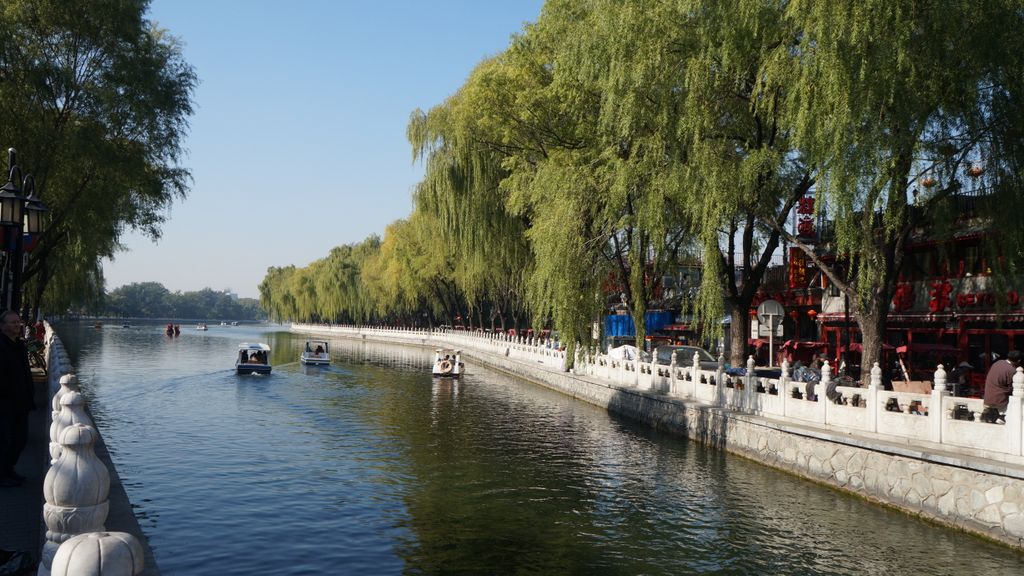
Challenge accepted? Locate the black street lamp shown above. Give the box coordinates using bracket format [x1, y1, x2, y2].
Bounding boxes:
[0, 148, 47, 312]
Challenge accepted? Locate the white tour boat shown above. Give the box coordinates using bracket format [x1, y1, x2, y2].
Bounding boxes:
[196, 323, 208, 331]
[300, 340, 330, 365]
[431, 349, 463, 378]
[236, 343, 272, 375]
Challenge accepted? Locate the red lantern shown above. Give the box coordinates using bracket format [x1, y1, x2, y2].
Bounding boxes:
[807, 309, 818, 317]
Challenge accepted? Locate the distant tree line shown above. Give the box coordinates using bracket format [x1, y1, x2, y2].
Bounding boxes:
[104, 282, 264, 321]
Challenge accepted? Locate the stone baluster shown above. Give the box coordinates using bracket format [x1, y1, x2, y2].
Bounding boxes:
[931, 364, 949, 443]
[41, 424, 111, 575]
[1008, 367, 1024, 456]
[51, 532, 145, 576]
[746, 356, 757, 407]
[49, 391, 94, 464]
[51, 373, 79, 419]
[715, 353, 725, 402]
[696, 350, 704, 389]
[780, 359, 790, 417]
[867, 362, 881, 433]
[819, 360, 832, 423]
[669, 350, 678, 396]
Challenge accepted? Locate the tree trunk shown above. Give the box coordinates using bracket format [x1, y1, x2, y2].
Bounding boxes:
[729, 300, 749, 367]
[855, 295, 887, 386]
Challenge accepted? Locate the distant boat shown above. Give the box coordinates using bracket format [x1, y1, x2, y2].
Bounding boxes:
[231, 321, 239, 326]
[300, 340, 330, 365]
[236, 343, 272, 375]
[93, 322, 103, 329]
[196, 323, 208, 331]
[431, 348, 463, 378]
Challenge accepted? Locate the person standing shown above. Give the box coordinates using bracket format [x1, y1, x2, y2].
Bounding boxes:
[0, 310, 35, 486]
[982, 349, 1021, 422]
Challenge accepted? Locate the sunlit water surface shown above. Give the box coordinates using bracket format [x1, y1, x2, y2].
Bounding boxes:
[56, 321, 1024, 575]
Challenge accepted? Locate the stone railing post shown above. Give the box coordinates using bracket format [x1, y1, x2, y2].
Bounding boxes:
[931, 364, 949, 443]
[41, 424, 111, 575]
[1008, 367, 1024, 456]
[52, 532, 145, 576]
[819, 360, 832, 423]
[51, 373, 79, 420]
[690, 351, 699, 390]
[669, 350, 678, 396]
[715, 353, 725, 404]
[867, 362, 881, 433]
[49, 391, 93, 464]
[745, 355, 757, 409]
[780, 359, 790, 417]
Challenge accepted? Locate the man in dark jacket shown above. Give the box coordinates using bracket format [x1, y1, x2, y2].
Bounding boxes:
[0, 309, 34, 487]
[981, 349, 1021, 423]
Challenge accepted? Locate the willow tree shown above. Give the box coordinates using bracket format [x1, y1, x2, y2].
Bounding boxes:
[761, 0, 1024, 380]
[312, 237, 381, 324]
[623, 0, 812, 366]
[362, 215, 465, 326]
[0, 0, 196, 316]
[407, 56, 535, 332]
[259, 265, 298, 322]
[462, 0, 702, 352]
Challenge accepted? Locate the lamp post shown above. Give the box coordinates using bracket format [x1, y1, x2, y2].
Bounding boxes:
[0, 148, 47, 312]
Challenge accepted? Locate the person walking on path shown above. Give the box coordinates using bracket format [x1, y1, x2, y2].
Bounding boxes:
[0, 310, 35, 487]
[982, 349, 1021, 423]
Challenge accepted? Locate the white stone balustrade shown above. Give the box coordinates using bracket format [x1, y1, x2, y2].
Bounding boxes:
[292, 323, 1024, 466]
[41, 424, 111, 575]
[51, 532, 145, 576]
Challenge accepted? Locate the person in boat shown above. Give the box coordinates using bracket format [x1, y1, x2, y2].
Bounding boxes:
[438, 354, 454, 374]
[305, 343, 312, 353]
[240, 350, 249, 363]
[315, 345, 324, 355]
[173, 324, 180, 336]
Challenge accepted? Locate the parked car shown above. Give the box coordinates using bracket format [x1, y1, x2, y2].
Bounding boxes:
[654, 345, 719, 370]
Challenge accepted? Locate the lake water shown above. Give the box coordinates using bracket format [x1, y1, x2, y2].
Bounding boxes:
[55, 321, 1024, 575]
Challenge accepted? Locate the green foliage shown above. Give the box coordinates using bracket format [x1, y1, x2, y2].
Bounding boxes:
[0, 0, 196, 314]
[257, 0, 1024, 375]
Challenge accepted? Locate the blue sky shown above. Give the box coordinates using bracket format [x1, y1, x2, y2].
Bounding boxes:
[102, 0, 545, 298]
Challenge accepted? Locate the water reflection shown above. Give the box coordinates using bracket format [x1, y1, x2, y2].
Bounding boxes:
[55, 321, 1024, 575]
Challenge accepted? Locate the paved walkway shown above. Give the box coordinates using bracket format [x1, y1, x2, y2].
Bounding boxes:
[0, 369, 48, 573]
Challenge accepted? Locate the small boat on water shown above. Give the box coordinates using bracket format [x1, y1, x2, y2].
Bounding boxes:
[236, 343, 272, 375]
[300, 340, 330, 365]
[196, 323, 208, 331]
[431, 348, 463, 378]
